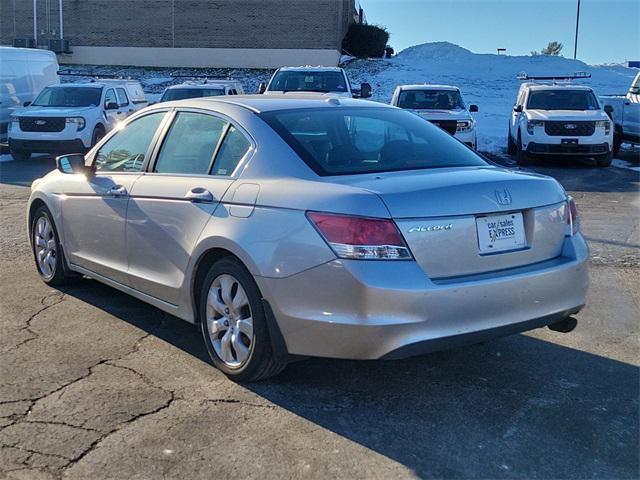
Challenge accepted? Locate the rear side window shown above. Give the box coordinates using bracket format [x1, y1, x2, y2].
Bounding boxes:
[211, 126, 251, 176]
[260, 107, 486, 176]
[104, 89, 117, 106]
[154, 112, 227, 175]
[116, 88, 129, 107]
[94, 112, 166, 172]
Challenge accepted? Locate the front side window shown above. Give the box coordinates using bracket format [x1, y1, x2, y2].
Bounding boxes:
[269, 71, 348, 93]
[154, 112, 227, 175]
[116, 88, 129, 107]
[104, 89, 117, 107]
[527, 90, 599, 110]
[94, 112, 166, 172]
[397, 89, 464, 110]
[211, 126, 251, 176]
[260, 107, 486, 176]
[32, 86, 102, 107]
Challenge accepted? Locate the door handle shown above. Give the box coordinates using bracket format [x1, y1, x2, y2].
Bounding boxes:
[185, 187, 213, 203]
[107, 185, 127, 196]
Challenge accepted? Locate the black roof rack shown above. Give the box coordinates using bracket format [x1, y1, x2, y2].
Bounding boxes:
[517, 71, 591, 81]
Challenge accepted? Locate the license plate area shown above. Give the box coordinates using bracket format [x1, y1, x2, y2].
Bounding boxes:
[561, 138, 579, 145]
[476, 212, 526, 254]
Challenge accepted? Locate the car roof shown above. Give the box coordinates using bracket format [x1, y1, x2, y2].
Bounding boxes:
[278, 66, 344, 72]
[521, 83, 594, 91]
[48, 83, 104, 88]
[166, 82, 235, 90]
[397, 84, 460, 91]
[156, 94, 390, 113]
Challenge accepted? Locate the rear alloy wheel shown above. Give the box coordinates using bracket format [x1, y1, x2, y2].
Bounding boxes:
[200, 257, 286, 381]
[516, 131, 531, 166]
[596, 152, 612, 167]
[31, 206, 78, 285]
[10, 148, 31, 161]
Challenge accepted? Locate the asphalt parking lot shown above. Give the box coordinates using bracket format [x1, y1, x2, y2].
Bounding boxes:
[1, 153, 638, 479]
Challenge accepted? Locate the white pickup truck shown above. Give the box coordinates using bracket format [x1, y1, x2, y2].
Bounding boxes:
[600, 72, 640, 155]
[259, 66, 371, 99]
[390, 84, 479, 149]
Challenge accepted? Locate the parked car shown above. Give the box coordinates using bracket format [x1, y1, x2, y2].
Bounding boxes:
[600, 72, 640, 155]
[391, 84, 479, 149]
[159, 80, 244, 103]
[28, 95, 588, 381]
[0, 47, 59, 143]
[8, 79, 147, 160]
[508, 78, 613, 166]
[259, 66, 371, 98]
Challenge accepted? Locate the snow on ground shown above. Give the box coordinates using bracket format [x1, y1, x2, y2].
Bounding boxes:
[344, 42, 638, 154]
[57, 42, 638, 158]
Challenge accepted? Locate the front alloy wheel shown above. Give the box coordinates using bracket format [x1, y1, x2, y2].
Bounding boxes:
[34, 215, 57, 280]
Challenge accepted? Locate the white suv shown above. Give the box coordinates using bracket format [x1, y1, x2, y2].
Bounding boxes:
[259, 66, 371, 98]
[8, 79, 147, 161]
[508, 80, 613, 167]
[391, 84, 479, 149]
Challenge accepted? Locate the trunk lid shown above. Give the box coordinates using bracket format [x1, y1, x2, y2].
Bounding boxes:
[332, 166, 568, 279]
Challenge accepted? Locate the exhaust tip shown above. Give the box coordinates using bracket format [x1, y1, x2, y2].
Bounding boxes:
[548, 316, 578, 333]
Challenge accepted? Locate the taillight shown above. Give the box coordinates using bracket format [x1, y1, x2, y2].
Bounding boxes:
[307, 212, 412, 260]
[565, 196, 580, 236]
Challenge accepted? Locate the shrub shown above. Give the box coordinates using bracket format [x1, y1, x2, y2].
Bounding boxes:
[342, 24, 389, 58]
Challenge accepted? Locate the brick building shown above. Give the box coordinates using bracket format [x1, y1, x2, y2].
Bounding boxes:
[0, 0, 361, 68]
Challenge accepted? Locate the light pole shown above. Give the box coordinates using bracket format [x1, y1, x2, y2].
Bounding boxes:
[573, 0, 581, 59]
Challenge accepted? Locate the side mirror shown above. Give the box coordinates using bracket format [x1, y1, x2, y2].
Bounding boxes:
[604, 104, 614, 115]
[258, 82, 267, 94]
[469, 104, 479, 112]
[629, 86, 639, 94]
[359, 83, 372, 99]
[56, 154, 90, 175]
[23, 101, 32, 107]
[514, 105, 523, 113]
[104, 101, 118, 110]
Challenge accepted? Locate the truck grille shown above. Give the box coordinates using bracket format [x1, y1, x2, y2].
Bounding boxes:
[428, 119, 457, 135]
[544, 121, 595, 137]
[19, 117, 65, 132]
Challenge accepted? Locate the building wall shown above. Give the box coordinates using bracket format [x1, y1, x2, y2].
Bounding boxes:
[0, 0, 355, 67]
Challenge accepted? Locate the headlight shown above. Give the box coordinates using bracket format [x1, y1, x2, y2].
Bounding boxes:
[456, 120, 474, 132]
[527, 120, 544, 135]
[595, 120, 610, 135]
[66, 117, 86, 131]
[8, 117, 19, 132]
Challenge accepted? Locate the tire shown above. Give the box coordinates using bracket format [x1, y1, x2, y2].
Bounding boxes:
[516, 131, 531, 166]
[31, 206, 79, 286]
[91, 126, 105, 148]
[199, 257, 286, 381]
[612, 127, 622, 157]
[507, 128, 516, 155]
[596, 152, 612, 167]
[10, 148, 31, 161]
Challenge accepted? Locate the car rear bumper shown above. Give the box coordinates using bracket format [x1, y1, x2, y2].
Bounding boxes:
[8, 138, 87, 154]
[257, 234, 589, 360]
[527, 142, 610, 156]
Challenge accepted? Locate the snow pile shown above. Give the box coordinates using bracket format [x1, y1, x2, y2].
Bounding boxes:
[344, 42, 638, 153]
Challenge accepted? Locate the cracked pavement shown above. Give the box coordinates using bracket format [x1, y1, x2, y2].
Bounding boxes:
[0, 156, 638, 479]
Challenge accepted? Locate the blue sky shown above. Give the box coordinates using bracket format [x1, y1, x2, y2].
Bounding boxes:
[361, 0, 639, 65]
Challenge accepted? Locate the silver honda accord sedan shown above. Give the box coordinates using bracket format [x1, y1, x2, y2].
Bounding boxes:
[27, 95, 588, 380]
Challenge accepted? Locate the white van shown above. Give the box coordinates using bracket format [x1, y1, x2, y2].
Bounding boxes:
[0, 47, 59, 142]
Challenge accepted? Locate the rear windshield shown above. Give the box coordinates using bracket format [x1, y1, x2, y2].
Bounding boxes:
[32, 86, 102, 107]
[527, 90, 599, 110]
[268, 71, 348, 93]
[160, 88, 225, 102]
[398, 89, 464, 110]
[259, 107, 486, 176]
